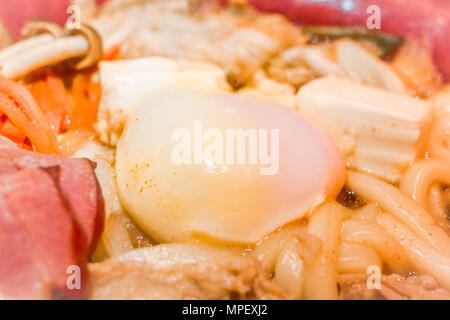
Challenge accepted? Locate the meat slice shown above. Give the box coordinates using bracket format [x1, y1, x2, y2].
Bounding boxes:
[0, 167, 87, 299]
[0, 136, 105, 299]
[0, 192, 51, 299]
[0, 158, 17, 175]
[88, 256, 285, 300]
[339, 274, 450, 300]
[38, 157, 104, 254]
[0, 136, 104, 253]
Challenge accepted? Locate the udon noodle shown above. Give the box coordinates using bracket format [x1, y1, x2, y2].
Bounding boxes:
[249, 118, 450, 299]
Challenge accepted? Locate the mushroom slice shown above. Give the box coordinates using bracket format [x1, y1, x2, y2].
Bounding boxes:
[21, 21, 65, 39]
[0, 34, 55, 64]
[67, 24, 103, 71]
[0, 19, 12, 50]
[0, 23, 102, 80]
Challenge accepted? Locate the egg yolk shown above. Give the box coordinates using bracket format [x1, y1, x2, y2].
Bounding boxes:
[116, 90, 345, 244]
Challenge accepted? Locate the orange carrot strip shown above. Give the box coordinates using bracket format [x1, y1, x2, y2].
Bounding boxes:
[0, 118, 26, 142]
[102, 43, 121, 61]
[0, 77, 60, 154]
[28, 75, 72, 132]
[70, 73, 101, 130]
[59, 129, 93, 156]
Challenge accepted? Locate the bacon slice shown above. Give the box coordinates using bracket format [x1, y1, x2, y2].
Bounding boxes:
[0, 191, 51, 299]
[0, 167, 87, 299]
[0, 136, 104, 253]
[0, 136, 105, 299]
[0, 158, 17, 175]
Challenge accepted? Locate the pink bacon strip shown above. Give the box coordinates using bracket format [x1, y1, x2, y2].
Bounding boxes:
[0, 167, 87, 299]
[0, 137, 105, 299]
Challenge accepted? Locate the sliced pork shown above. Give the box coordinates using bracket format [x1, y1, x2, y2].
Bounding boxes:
[0, 136, 104, 252]
[0, 167, 87, 299]
[0, 137, 105, 299]
[88, 256, 285, 300]
[0, 191, 51, 299]
[339, 273, 450, 300]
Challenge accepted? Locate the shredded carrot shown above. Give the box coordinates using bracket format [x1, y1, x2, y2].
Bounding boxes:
[0, 118, 26, 142]
[0, 68, 101, 155]
[70, 72, 101, 130]
[59, 129, 94, 156]
[0, 77, 60, 154]
[102, 44, 121, 61]
[28, 75, 72, 133]
[27, 70, 101, 133]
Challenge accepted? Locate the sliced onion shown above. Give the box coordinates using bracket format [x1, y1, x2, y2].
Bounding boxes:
[111, 242, 244, 269]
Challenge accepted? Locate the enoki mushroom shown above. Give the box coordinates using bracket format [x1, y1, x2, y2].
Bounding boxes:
[0, 22, 102, 80]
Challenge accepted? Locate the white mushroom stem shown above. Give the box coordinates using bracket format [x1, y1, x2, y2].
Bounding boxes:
[0, 35, 89, 79]
[0, 34, 55, 63]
